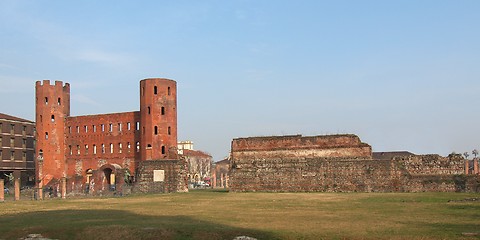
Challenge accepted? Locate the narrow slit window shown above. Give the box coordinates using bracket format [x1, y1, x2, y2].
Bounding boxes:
[154, 86, 158, 95]
[45, 132, 48, 140]
[127, 122, 131, 130]
[168, 87, 171, 96]
[58, 97, 61, 105]
[76, 126, 80, 133]
[101, 124, 105, 132]
[109, 123, 113, 132]
[45, 97, 48, 105]
[127, 142, 131, 152]
[161, 107, 165, 115]
[168, 126, 171, 135]
[161, 146, 166, 154]
[110, 143, 113, 153]
[77, 145, 80, 155]
[51, 115, 55, 122]
[118, 123, 122, 132]
[93, 145, 97, 154]
[69, 145, 72, 155]
[148, 106, 151, 114]
[136, 142, 140, 152]
[101, 144, 105, 153]
[119, 143, 122, 153]
[85, 145, 89, 155]
[84, 125, 88, 133]
[154, 126, 158, 135]
[93, 125, 96, 132]
[136, 122, 140, 131]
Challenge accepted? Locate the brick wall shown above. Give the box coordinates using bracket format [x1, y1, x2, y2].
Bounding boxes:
[230, 135, 480, 193]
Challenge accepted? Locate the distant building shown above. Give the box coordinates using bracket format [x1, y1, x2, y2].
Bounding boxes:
[213, 158, 230, 188]
[0, 113, 36, 187]
[177, 141, 212, 188]
[177, 140, 194, 155]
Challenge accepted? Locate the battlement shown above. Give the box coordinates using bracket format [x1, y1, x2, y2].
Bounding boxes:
[36, 80, 70, 88]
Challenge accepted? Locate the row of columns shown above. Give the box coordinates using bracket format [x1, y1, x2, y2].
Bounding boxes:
[0, 176, 67, 202]
[465, 160, 480, 175]
[211, 171, 229, 188]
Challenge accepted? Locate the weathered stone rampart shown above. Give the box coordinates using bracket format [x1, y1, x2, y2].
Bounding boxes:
[230, 135, 480, 193]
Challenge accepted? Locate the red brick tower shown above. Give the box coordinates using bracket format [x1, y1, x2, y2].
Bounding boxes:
[35, 80, 70, 184]
[139, 78, 178, 160]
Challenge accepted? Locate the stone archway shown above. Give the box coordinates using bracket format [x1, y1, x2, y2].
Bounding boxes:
[98, 163, 122, 192]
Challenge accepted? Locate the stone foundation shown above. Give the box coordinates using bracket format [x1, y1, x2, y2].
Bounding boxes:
[133, 159, 188, 193]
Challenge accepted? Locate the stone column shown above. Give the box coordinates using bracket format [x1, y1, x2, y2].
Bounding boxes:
[14, 171, 20, 201]
[465, 160, 470, 175]
[474, 159, 479, 175]
[212, 171, 217, 188]
[61, 177, 67, 199]
[0, 179, 4, 202]
[220, 173, 224, 188]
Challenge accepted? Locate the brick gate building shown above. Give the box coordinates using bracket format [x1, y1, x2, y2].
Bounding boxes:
[35, 78, 187, 197]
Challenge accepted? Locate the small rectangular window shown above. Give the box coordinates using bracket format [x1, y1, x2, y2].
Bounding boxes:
[93, 145, 97, 154]
[69, 145, 72, 155]
[84, 125, 88, 133]
[102, 144, 105, 154]
[77, 145, 80, 155]
[68, 126, 71, 133]
[85, 145, 89, 155]
[118, 123, 122, 132]
[136, 122, 140, 131]
[76, 126, 80, 133]
[101, 124, 105, 132]
[119, 143, 122, 153]
[109, 124, 113, 132]
[93, 125, 96, 132]
[127, 122, 131, 130]
[11, 151, 15, 160]
[110, 143, 114, 153]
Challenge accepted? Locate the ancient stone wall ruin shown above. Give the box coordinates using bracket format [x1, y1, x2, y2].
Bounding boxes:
[230, 135, 480, 193]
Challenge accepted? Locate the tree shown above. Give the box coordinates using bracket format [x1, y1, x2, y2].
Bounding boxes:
[472, 149, 479, 159]
[463, 152, 469, 160]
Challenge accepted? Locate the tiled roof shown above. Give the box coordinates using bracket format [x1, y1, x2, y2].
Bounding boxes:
[182, 149, 212, 158]
[0, 113, 34, 123]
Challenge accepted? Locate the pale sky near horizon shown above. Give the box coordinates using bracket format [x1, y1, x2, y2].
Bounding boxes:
[1, 1, 479, 160]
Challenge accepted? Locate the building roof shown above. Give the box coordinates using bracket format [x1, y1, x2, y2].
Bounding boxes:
[182, 149, 212, 158]
[215, 158, 230, 165]
[0, 113, 34, 123]
[373, 151, 415, 160]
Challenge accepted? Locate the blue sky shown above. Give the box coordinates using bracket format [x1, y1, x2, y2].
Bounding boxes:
[1, 1, 479, 160]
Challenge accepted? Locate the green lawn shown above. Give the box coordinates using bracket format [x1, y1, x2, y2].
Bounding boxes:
[0, 190, 479, 240]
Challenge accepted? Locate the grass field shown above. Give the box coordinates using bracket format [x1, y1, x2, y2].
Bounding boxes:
[0, 190, 479, 240]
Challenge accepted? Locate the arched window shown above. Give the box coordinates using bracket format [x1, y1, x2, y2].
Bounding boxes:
[45, 97, 48, 105]
[148, 106, 151, 114]
[154, 126, 158, 135]
[168, 126, 171, 135]
[136, 142, 140, 152]
[51, 115, 55, 122]
[57, 98, 61, 105]
[45, 132, 48, 140]
[161, 107, 165, 115]
[161, 146, 166, 154]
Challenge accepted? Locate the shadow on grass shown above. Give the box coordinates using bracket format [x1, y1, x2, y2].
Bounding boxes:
[0, 209, 278, 240]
